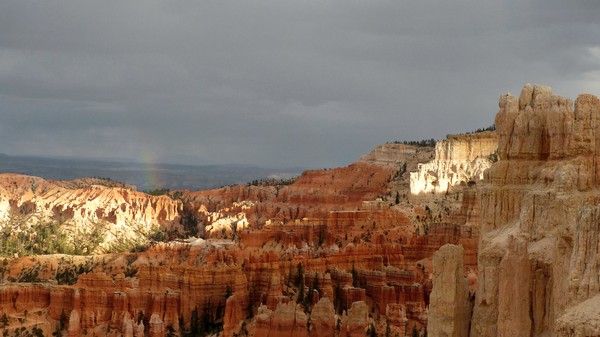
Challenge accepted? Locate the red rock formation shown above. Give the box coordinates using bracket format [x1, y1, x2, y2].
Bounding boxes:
[183, 160, 399, 230]
[309, 297, 336, 337]
[254, 302, 309, 337]
[0, 284, 51, 313]
[0, 136, 496, 335]
[386, 303, 408, 336]
[223, 294, 245, 337]
[346, 301, 368, 337]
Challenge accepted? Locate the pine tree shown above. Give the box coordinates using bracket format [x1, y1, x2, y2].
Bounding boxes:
[296, 263, 305, 305]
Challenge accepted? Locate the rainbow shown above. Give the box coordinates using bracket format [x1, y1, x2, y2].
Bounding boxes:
[140, 150, 162, 191]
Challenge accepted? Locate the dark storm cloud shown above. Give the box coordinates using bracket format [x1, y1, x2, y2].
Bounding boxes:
[0, 0, 599, 168]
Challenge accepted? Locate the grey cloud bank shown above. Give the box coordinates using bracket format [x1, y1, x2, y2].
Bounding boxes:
[0, 1, 599, 168]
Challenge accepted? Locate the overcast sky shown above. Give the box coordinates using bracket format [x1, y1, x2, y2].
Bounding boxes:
[1, 1, 599, 169]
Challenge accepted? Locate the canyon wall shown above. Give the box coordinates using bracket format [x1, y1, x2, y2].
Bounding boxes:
[438, 84, 600, 337]
[359, 143, 433, 169]
[410, 132, 497, 195]
[0, 243, 248, 337]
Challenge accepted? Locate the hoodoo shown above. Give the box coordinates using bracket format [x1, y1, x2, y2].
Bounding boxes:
[11, 85, 582, 336]
[427, 84, 600, 337]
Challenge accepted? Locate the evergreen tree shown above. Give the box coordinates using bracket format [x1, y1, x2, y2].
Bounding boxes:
[190, 307, 203, 336]
[0, 313, 8, 328]
[296, 263, 305, 305]
[352, 264, 359, 287]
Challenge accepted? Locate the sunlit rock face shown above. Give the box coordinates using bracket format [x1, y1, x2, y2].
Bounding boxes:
[425, 84, 600, 337]
[410, 132, 498, 195]
[0, 174, 182, 251]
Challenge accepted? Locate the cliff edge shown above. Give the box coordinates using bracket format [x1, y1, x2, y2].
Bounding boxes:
[432, 84, 600, 337]
[410, 132, 497, 195]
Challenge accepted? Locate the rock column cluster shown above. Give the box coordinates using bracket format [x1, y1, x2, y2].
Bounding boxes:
[445, 84, 600, 337]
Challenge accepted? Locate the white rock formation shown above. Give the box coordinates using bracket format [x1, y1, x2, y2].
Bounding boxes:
[0, 173, 182, 251]
[410, 132, 497, 195]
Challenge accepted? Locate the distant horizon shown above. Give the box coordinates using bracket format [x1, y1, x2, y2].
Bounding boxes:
[0, 131, 458, 170]
[0, 151, 310, 172]
[0, 154, 305, 191]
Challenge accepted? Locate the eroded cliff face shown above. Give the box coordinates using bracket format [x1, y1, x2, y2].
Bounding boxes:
[0, 174, 182, 252]
[359, 143, 433, 169]
[427, 244, 471, 337]
[410, 132, 497, 195]
[0, 243, 248, 337]
[464, 84, 600, 337]
[0, 141, 488, 336]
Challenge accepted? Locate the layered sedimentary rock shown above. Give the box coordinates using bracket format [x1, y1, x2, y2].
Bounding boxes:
[310, 297, 336, 337]
[0, 173, 182, 250]
[185, 143, 436, 231]
[359, 143, 434, 169]
[410, 132, 497, 195]
[255, 302, 309, 337]
[252, 297, 338, 337]
[459, 84, 600, 337]
[0, 242, 249, 336]
[346, 301, 368, 337]
[0, 130, 495, 335]
[386, 303, 408, 336]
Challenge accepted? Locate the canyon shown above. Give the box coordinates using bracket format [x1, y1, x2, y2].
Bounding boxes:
[6, 83, 599, 337]
[0, 130, 495, 336]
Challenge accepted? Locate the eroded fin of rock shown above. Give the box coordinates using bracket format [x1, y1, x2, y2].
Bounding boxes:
[428, 244, 471, 337]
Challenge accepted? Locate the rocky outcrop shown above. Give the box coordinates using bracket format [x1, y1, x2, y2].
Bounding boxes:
[310, 297, 336, 337]
[0, 242, 249, 336]
[67, 309, 81, 337]
[455, 84, 600, 337]
[427, 244, 470, 337]
[359, 143, 435, 169]
[148, 313, 164, 337]
[346, 301, 368, 337]
[386, 303, 408, 336]
[255, 302, 309, 337]
[555, 294, 600, 337]
[223, 294, 245, 337]
[410, 132, 497, 195]
[0, 173, 182, 251]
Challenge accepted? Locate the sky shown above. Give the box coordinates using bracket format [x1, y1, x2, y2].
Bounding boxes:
[1, 1, 599, 169]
